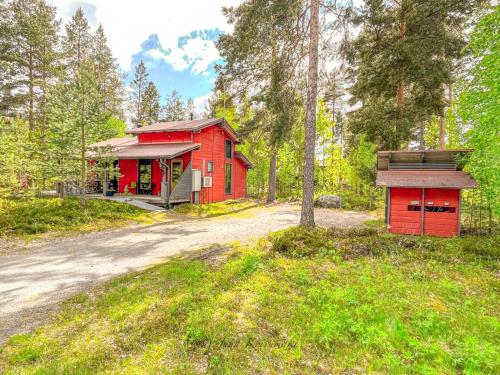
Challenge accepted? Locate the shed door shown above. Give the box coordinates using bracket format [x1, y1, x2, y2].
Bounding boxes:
[390, 188, 422, 235]
[423, 188, 459, 237]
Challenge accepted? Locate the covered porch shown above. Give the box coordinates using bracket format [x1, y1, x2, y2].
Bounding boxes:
[88, 139, 200, 205]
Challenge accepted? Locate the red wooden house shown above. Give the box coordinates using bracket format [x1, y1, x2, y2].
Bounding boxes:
[89, 118, 252, 204]
[376, 149, 477, 237]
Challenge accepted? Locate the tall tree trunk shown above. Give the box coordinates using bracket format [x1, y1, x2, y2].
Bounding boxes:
[396, 20, 406, 150]
[267, 150, 277, 202]
[41, 66, 48, 189]
[300, 0, 319, 227]
[439, 82, 446, 149]
[80, 84, 86, 198]
[28, 47, 34, 131]
[396, 21, 406, 110]
[419, 121, 425, 150]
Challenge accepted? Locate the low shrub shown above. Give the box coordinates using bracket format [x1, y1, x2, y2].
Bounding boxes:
[0, 197, 147, 238]
[173, 199, 256, 217]
[270, 226, 331, 258]
[270, 225, 499, 262]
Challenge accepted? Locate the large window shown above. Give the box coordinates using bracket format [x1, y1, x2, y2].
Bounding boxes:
[225, 163, 232, 194]
[225, 140, 232, 158]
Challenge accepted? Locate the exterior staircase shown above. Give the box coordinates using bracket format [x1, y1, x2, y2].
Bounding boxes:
[169, 161, 192, 204]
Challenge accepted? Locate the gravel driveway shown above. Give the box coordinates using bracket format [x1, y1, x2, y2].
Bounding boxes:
[0, 204, 371, 344]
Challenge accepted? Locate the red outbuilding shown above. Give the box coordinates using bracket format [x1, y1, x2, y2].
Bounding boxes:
[376, 149, 477, 237]
[88, 118, 252, 205]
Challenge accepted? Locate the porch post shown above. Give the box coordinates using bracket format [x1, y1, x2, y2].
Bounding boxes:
[103, 162, 109, 196]
[160, 158, 169, 207]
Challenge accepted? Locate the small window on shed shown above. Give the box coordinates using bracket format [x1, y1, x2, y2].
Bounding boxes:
[408, 205, 421, 211]
[225, 140, 232, 158]
[207, 161, 213, 173]
[425, 206, 456, 213]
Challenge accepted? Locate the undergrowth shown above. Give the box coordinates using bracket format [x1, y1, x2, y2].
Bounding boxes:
[0, 197, 150, 239]
[0, 227, 498, 373]
[172, 199, 258, 217]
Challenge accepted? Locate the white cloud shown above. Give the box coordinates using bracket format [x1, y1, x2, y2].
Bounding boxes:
[48, 0, 242, 70]
[144, 37, 220, 75]
[193, 93, 212, 115]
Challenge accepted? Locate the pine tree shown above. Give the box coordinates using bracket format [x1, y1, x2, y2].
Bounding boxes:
[162, 90, 185, 121]
[130, 60, 148, 127]
[92, 24, 123, 117]
[300, 0, 319, 227]
[345, 0, 486, 150]
[217, 0, 307, 202]
[63, 7, 91, 74]
[0, 0, 13, 116]
[185, 98, 196, 120]
[1, 0, 60, 130]
[142, 81, 161, 125]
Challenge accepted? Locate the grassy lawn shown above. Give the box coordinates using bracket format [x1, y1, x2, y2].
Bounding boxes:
[0, 227, 498, 374]
[0, 197, 154, 240]
[172, 199, 260, 217]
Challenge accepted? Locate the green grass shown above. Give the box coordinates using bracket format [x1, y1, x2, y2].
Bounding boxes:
[0, 228, 498, 374]
[0, 197, 153, 239]
[172, 199, 259, 217]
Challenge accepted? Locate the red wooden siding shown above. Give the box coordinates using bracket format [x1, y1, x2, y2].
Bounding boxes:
[192, 126, 227, 203]
[233, 157, 247, 198]
[389, 187, 460, 237]
[138, 131, 192, 144]
[119, 159, 138, 194]
[106, 123, 247, 203]
[389, 188, 422, 235]
[423, 188, 459, 237]
[151, 160, 162, 195]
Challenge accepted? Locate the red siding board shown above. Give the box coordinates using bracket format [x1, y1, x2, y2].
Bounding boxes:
[423, 188, 459, 237]
[389, 187, 460, 238]
[390, 188, 422, 236]
[190, 125, 247, 203]
[108, 124, 247, 203]
[138, 131, 192, 144]
[118, 159, 138, 194]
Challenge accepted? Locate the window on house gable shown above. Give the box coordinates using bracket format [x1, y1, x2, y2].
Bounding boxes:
[207, 161, 213, 173]
[225, 140, 232, 158]
[225, 163, 232, 194]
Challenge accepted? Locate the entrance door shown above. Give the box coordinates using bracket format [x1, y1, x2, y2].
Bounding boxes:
[110, 160, 119, 192]
[389, 188, 423, 235]
[423, 188, 460, 237]
[138, 159, 152, 195]
[171, 159, 183, 190]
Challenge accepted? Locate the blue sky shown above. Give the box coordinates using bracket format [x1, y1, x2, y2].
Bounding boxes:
[48, 0, 242, 112]
[125, 30, 223, 109]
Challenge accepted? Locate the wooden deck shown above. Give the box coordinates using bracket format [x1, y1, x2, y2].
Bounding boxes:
[85, 193, 165, 204]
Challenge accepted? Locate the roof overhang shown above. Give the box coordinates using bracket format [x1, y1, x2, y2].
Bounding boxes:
[88, 142, 200, 160]
[234, 151, 253, 168]
[377, 149, 472, 171]
[126, 118, 240, 143]
[376, 170, 477, 189]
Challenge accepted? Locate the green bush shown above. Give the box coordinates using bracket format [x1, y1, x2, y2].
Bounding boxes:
[270, 225, 499, 263]
[270, 226, 332, 258]
[0, 197, 146, 238]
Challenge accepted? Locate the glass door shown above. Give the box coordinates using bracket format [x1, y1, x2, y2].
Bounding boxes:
[171, 159, 183, 190]
[138, 159, 152, 195]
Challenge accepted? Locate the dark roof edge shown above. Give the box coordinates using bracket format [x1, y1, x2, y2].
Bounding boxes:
[235, 151, 253, 168]
[125, 118, 240, 142]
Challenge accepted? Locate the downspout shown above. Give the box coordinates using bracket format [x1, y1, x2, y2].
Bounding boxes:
[160, 158, 170, 208]
[191, 150, 195, 204]
[386, 187, 391, 230]
[458, 190, 462, 237]
[421, 188, 425, 236]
